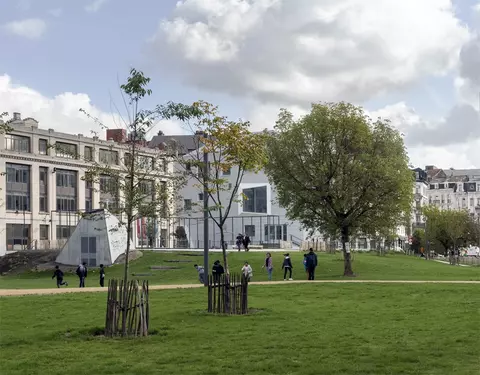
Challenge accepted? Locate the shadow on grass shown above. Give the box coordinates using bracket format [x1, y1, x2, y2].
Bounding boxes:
[62, 326, 168, 340]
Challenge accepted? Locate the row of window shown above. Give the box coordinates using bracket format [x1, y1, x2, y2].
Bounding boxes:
[6, 134, 161, 167]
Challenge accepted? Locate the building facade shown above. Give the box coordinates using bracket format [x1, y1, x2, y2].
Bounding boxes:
[0, 113, 171, 255]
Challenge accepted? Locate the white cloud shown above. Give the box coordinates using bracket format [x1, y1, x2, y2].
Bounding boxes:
[48, 9, 63, 18]
[3, 18, 47, 40]
[85, 0, 110, 13]
[150, 0, 470, 106]
[0, 75, 185, 139]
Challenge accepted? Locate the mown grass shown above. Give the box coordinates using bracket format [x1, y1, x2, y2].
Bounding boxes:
[0, 251, 479, 289]
[0, 283, 479, 375]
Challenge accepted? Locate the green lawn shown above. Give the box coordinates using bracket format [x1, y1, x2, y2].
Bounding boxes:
[0, 251, 479, 289]
[1, 283, 479, 375]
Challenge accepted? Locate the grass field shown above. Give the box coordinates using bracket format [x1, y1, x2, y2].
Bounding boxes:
[0, 251, 479, 289]
[1, 283, 479, 375]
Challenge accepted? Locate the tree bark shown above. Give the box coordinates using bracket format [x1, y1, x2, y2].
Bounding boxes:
[341, 226, 355, 277]
[121, 217, 132, 336]
[219, 226, 231, 312]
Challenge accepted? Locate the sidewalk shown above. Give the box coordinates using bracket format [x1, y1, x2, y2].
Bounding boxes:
[1, 279, 480, 296]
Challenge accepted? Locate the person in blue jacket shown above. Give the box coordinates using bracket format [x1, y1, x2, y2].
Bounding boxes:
[305, 248, 318, 280]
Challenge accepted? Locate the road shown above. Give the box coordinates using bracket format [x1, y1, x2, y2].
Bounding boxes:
[1, 279, 480, 296]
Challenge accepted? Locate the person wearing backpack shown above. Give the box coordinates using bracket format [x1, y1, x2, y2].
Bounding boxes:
[52, 265, 68, 288]
[306, 248, 318, 280]
[99, 264, 105, 287]
[282, 253, 293, 281]
[76, 262, 88, 288]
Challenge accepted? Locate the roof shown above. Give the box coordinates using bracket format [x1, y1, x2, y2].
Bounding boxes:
[149, 135, 201, 154]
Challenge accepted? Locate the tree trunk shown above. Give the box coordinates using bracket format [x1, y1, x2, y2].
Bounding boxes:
[219, 226, 231, 312]
[341, 226, 355, 277]
[121, 218, 132, 336]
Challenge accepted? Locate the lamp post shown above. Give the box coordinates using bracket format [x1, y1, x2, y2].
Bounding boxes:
[23, 204, 26, 250]
[203, 139, 209, 287]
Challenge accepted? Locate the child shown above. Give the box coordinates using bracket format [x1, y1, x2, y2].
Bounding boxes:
[52, 265, 68, 288]
[241, 261, 253, 282]
[99, 264, 105, 287]
[262, 252, 273, 281]
[282, 253, 293, 281]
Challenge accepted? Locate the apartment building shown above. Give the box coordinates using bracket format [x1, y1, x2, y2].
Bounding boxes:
[0, 113, 171, 255]
[424, 165, 480, 217]
[411, 168, 429, 232]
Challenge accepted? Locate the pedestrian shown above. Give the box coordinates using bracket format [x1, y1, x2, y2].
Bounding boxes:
[282, 253, 293, 281]
[194, 264, 205, 284]
[243, 234, 251, 252]
[303, 254, 308, 279]
[99, 264, 105, 287]
[262, 252, 273, 281]
[236, 233, 244, 251]
[449, 249, 454, 265]
[306, 248, 318, 280]
[52, 265, 68, 288]
[76, 262, 88, 288]
[212, 260, 225, 283]
[241, 261, 253, 282]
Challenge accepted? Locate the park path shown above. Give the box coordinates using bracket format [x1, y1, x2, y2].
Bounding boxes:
[1, 279, 480, 297]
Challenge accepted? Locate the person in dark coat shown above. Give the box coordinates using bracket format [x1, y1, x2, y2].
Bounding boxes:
[282, 253, 293, 280]
[243, 234, 251, 252]
[236, 234, 244, 251]
[306, 248, 318, 280]
[76, 262, 88, 288]
[99, 264, 105, 287]
[52, 265, 68, 288]
[212, 260, 225, 282]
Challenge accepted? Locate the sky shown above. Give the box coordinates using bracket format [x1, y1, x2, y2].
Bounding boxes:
[0, 0, 479, 169]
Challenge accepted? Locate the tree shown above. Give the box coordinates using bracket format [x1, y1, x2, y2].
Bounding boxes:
[159, 101, 267, 273]
[423, 206, 470, 254]
[264, 102, 413, 276]
[411, 229, 425, 254]
[0, 112, 13, 134]
[81, 69, 181, 336]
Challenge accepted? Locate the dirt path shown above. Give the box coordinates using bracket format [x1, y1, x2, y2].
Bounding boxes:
[1, 279, 480, 296]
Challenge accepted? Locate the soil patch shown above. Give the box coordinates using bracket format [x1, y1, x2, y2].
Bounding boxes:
[164, 260, 193, 263]
[0, 250, 61, 275]
[150, 266, 180, 270]
[179, 253, 203, 257]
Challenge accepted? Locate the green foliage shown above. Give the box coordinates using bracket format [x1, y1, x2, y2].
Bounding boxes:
[265, 102, 413, 274]
[158, 101, 267, 270]
[423, 206, 473, 253]
[0, 112, 13, 134]
[411, 229, 425, 253]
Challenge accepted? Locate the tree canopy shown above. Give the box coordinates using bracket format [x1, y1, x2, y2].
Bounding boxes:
[264, 102, 413, 275]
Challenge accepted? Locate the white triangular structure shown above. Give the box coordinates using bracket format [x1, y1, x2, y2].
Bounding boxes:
[56, 209, 132, 266]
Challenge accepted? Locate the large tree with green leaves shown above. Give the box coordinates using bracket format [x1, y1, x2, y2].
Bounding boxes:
[265, 102, 413, 276]
[422, 206, 471, 254]
[159, 101, 267, 273]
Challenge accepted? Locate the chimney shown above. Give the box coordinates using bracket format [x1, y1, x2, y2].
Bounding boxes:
[13, 112, 21, 121]
[106, 129, 127, 143]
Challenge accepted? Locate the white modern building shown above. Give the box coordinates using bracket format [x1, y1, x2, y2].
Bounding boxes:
[0, 113, 172, 256]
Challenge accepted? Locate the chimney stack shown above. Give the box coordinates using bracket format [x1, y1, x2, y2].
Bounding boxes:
[13, 112, 21, 121]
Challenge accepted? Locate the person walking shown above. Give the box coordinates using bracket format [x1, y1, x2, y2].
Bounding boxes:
[241, 261, 253, 282]
[262, 252, 273, 281]
[243, 234, 251, 252]
[236, 233, 244, 251]
[52, 265, 68, 288]
[306, 248, 318, 280]
[76, 262, 88, 288]
[99, 264, 105, 287]
[303, 254, 308, 279]
[194, 264, 205, 284]
[282, 253, 293, 281]
[212, 260, 225, 282]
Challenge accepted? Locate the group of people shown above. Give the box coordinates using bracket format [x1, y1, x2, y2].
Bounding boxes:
[235, 233, 251, 251]
[52, 262, 105, 288]
[193, 248, 319, 284]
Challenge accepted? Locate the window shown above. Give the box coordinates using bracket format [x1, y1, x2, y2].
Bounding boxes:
[40, 197, 48, 212]
[5, 134, 30, 153]
[56, 197, 77, 211]
[477, 198, 480, 207]
[264, 224, 285, 241]
[470, 198, 474, 207]
[6, 224, 30, 249]
[39, 139, 48, 155]
[243, 186, 267, 213]
[40, 225, 49, 240]
[223, 167, 231, 176]
[184, 199, 192, 211]
[56, 226, 76, 239]
[5, 163, 30, 211]
[139, 180, 155, 201]
[198, 193, 204, 201]
[429, 184, 435, 190]
[99, 149, 118, 165]
[438, 184, 445, 189]
[185, 162, 192, 171]
[84, 146, 94, 161]
[56, 170, 77, 188]
[100, 175, 117, 194]
[138, 156, 154, 169]
[228, 183, 232, 190]
[55, 142, 77, 159]
[245, 225, 255, 237]
[39, 167, 48, 212]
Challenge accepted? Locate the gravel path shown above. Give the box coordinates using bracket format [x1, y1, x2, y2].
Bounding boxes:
[1, 279, 480, 296]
